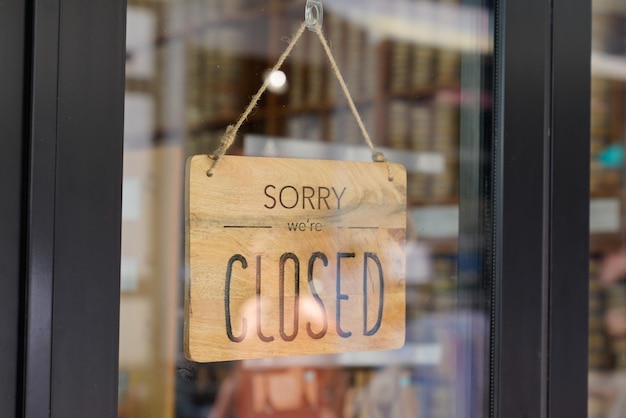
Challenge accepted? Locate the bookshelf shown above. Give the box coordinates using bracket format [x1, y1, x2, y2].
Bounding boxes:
[589, 0, 626, 417]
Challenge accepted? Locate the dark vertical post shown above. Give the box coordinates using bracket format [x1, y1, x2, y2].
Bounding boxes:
[549, 0, 591, 416]
[23, 0, 61, 415]
[20, 0, 126, 416]
[494, 0, 591, 416]
[0, 0, 26, 416]
[492, 0, 551, 416]
[49, 0, 127, 417]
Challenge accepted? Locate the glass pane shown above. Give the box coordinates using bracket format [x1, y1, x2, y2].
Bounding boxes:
[119, 1, 494, 417]
[589, 1, 626, 416]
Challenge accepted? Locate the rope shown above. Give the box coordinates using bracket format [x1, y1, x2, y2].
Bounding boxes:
[312, 23, 393, 181]
[206, 20, 393, 182]
[206, 21, 308, 176]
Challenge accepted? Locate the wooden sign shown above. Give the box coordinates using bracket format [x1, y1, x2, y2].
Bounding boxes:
[185, 156, 406, 362]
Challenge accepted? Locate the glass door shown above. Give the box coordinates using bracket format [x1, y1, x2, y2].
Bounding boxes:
[119, 1, 493, 417]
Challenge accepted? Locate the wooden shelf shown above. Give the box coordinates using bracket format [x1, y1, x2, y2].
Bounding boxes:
[409, 197, 458, 207]
[242, 343, 443, 369]
[591, 190, 622, 199]
[591, 233, 624, 255]
[187, 83, 464, 135]
[421, 237, 458, 254]
[388, 85, 460, 101]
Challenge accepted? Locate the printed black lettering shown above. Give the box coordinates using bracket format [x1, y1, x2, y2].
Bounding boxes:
[279, 253, 300, 341]
[332, 187, 347, 209]
[225, 255, 248, 343]
[264, 185, 277, 209]
[318, 187, 331, 209]
[302, 186, 315, 209]
[336, 252, 355, 338]
[255, 256, 274, 342]
[279, 186, 299, 209]
[307, 252, 328, 339]
[363, 252, 384, 336]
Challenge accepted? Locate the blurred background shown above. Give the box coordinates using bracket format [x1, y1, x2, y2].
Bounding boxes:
[589, 1, 626, 417]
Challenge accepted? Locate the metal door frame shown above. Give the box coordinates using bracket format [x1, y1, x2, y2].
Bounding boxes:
[493, 0, 590, 416]
[0, 0, 127, 416]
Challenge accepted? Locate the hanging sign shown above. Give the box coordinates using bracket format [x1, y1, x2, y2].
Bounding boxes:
[185, 155, 406, 362]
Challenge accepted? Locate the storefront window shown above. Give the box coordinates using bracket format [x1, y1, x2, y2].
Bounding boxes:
[119, 1, 493, 417]
[589, 0, 626, 416]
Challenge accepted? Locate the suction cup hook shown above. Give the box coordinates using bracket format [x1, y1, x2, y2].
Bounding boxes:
[305, 0, 323, 31]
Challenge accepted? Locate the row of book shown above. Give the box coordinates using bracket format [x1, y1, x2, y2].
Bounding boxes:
[588, 2, 625, 417]
[589, 77, 622, 196]
[287, 17, 462, 105]
[186, 27, 247, 128]
[286, 14, 380, 107]
[390, 42, 461, 92]
[592, 11, 625, 54]
[389, 94, 459, 151]
[185, 11, 463, 127]
[590, 0, 624, 199]
[407, 170, 457, 203]
[591, 78, 611, 138]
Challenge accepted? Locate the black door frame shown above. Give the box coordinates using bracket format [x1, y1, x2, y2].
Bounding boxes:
[0, 0, 127, 417]
[493, 0, 590, 416]
[0, 0, 27, 416]
[547, 0, 590, 415]
[47, 1, 126, 416]
[0, 0, 589, 416]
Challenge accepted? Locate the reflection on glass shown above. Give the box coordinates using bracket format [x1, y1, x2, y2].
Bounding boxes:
[119, 0, 493, 417]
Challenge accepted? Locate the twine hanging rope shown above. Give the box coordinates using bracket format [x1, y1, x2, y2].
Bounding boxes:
[206, 20, 394, 181]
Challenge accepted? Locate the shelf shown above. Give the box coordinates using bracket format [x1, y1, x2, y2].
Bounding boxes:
[591, 189, 623, 199]
[422, 237, 458, 254]
[388, 85, 460, 101]
[189, 111, 269, 135]
[280, 96, 377, 115]
[591, 233, 624, 255]
[242, 343, 442, 369]
[150, 1, 303, 47]
[409, 197, 458, 207]
[187, 83, 463, 134]
[592, 52, 626, 82]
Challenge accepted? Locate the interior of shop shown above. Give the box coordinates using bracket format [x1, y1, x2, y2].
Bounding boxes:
[589, 0, 626, 416]
[119, 0, 493, 417]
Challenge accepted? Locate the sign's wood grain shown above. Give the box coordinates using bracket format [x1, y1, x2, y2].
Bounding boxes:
[185, 155, 406, 362]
